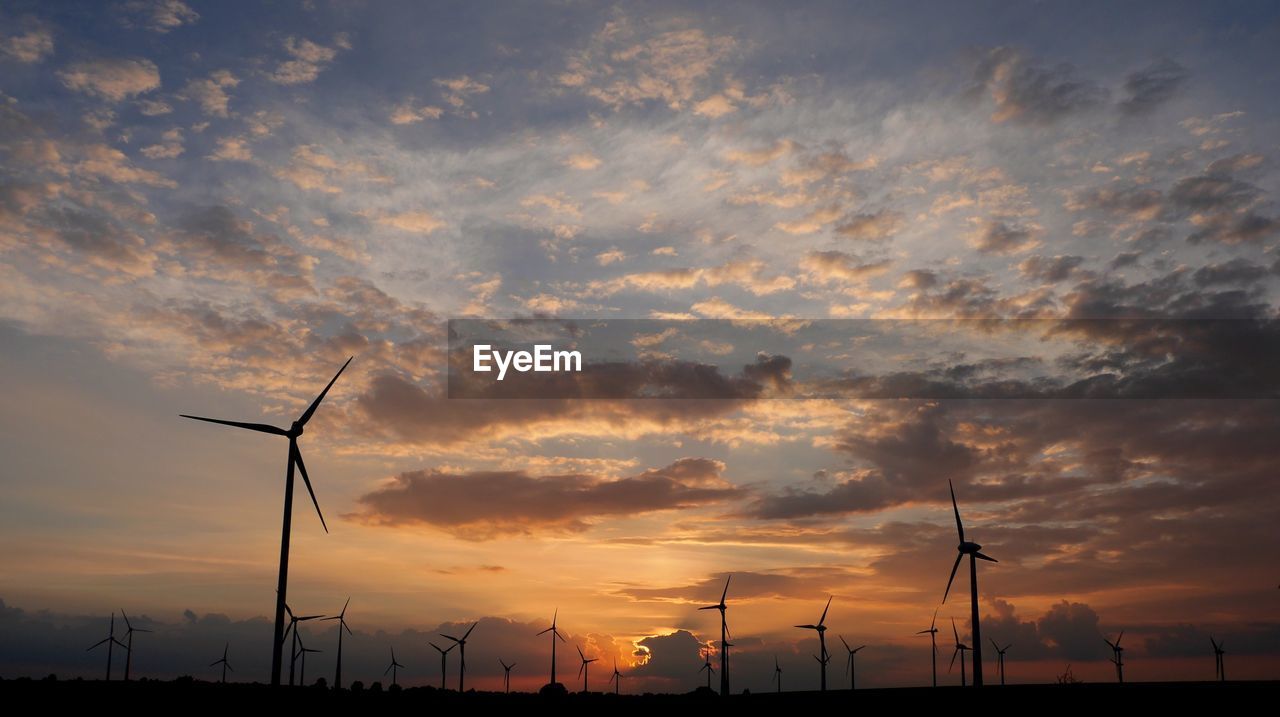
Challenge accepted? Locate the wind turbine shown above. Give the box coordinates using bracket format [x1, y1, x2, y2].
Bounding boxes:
[949, 618, 971, 687]
[772, 655, 782, 693]
[499, 658, 515, 693]
[283, 604, 324, 686]
[120, 610, 151, 681]
[441, 621, 477, 692]
[1211, 636, 1225, 682]
[610, 660, 622, 695]
[1104, 632, 1125, 683]
[942, 479, 996, 687]
[576, 645, 598, 693]
[429, 641, 455, 690]
[537, 609, 567, 687]
[698, 574, 732, 696]
[989, 639, 1011, 685]
[210, 643, 233, 683]
[86, 612, 126, 681]
[917, 607, 940, 687]
[699, 643, 716, 691]
[796, 596, 833, 691]
[321, 598, 352, 690]
[295, 636, 321, 687]
[180, 356, 352, 687]
[384, 647, 404, 688]
[839, 636, 866, 690]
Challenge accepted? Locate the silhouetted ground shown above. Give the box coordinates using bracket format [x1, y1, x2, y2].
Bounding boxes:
[1, 677, 1276, 709]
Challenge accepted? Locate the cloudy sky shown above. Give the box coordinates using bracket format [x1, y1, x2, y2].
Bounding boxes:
[2, 0, 1279, 691]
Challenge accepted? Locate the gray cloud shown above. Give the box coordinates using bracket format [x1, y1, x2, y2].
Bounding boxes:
[1119, 59, 1190, 115]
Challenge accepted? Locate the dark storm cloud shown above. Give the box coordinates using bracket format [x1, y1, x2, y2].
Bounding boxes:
[1192, 258, 1273, 287]
[631, 630, 706, 682]
[1035, 601, 1108, 661]
[1119, 59, 1190, 115]
[350, 458, 743, 538]
[1019, 255, 1086, 283]
[972, 47, 1109, 124]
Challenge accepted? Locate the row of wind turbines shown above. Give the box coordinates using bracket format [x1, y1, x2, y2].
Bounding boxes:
[158, 358, 1238, 692]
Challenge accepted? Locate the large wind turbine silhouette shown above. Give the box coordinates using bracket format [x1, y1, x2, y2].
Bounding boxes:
[1104, 632, 1125, 683]
[950, 618, 971, 687]
[698, 574, 732, 696]
[942, 479, 996, 687]
[537, 609, 567, 688]
[990, 639, 1011, 685]
[1211, 636, 1225, 682]
[796, 596, 833, 691]
[283, 604, 324, 687]
[610, 660, 622, 695]
[384, 647, 404, 688]
[772, 655, 782, 693]
[576, 645, 598, 693]
[441, 621, 477, 692]
[120, 610, 151, 681]
[321, 598, 352, 690]
[429, 641, 455, 689]
[917, 607, 940, 687]
[499, 658, 515, 693]
[180, 356, 352, 687]
[86, 612, 126, 681]
[210, 643, 233, 683]
[700, 643, 716, 690]
[839, 636, 865, 690]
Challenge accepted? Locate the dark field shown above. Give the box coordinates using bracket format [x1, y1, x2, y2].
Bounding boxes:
[2, 679, 1275, 709]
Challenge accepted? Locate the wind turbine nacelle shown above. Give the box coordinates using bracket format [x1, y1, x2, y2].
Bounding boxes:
[290, 421, 304, 436]
[959, 541, 982, 553]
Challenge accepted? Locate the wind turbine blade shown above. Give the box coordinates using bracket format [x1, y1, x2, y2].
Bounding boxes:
[796, 624, 817, 629]
[578, 663, 585, 678]
[721, 574, 731, 603]
[990, 638, 1000, 651]
[1116, 630, 1124, 646]
[537, 627, 554, 635]
[819, 596, 832, 625]
[974, 552, 998, 563]
[943, 553, 963, 603]
[949, 648, 958, 672]
[948, 479, 966, 541]
[952, 618, 960, 643]
[556, 630, 566, 642]
[297, 357, 352, 426]
[291, 445, 328, 533]
[441, 634, 461, 643]
[840, 635, 850, 652]
[577, 645, 585, 660]
[344, 621, 352, 635]
[340, 597, 350, 617]
[1104, 638, 1116, 650]
[697, 605, 719, 611]
[932, 606, 939, 629]
[121, 610, 133, 631]
[462, 621, 478, 640]
[180, 414, 289, 435]
[88, 638, 109, 650]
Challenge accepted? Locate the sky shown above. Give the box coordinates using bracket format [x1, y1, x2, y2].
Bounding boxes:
[2, 0, 1279, 692]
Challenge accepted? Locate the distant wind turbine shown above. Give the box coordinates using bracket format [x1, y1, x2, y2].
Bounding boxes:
[321, 598, 352, 690]
[180, 356, 351, 687]
[295, 636, 321, 687]
[917, 607, 940, 687]
[1104, 632, 1125, 683]
[839, 636, 866, 690]
[210, 642, 233, 683]
[120, 610, 151, 681]
[86, 612, 126, 681]
[796, 596, 833, 691]
[949, 618, 971, 687]
[576, 645, 598, 693]
[772, 655, 782, 693]
[989, 639, 1011, 685]
[700, 643, 716, 691]
[698, 575, 732, 696]
[441, 621, 477, 692]
[537, 609, 567, 688]
[283, 604, 324, 687]
[1211, 636, 1225, 682]
[942, 480, 997, 687]
[429, 641, 455, 690]
[499, 658, 515, 693]
[610, 659, 622, 695]
[384, 647, 404, 688]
